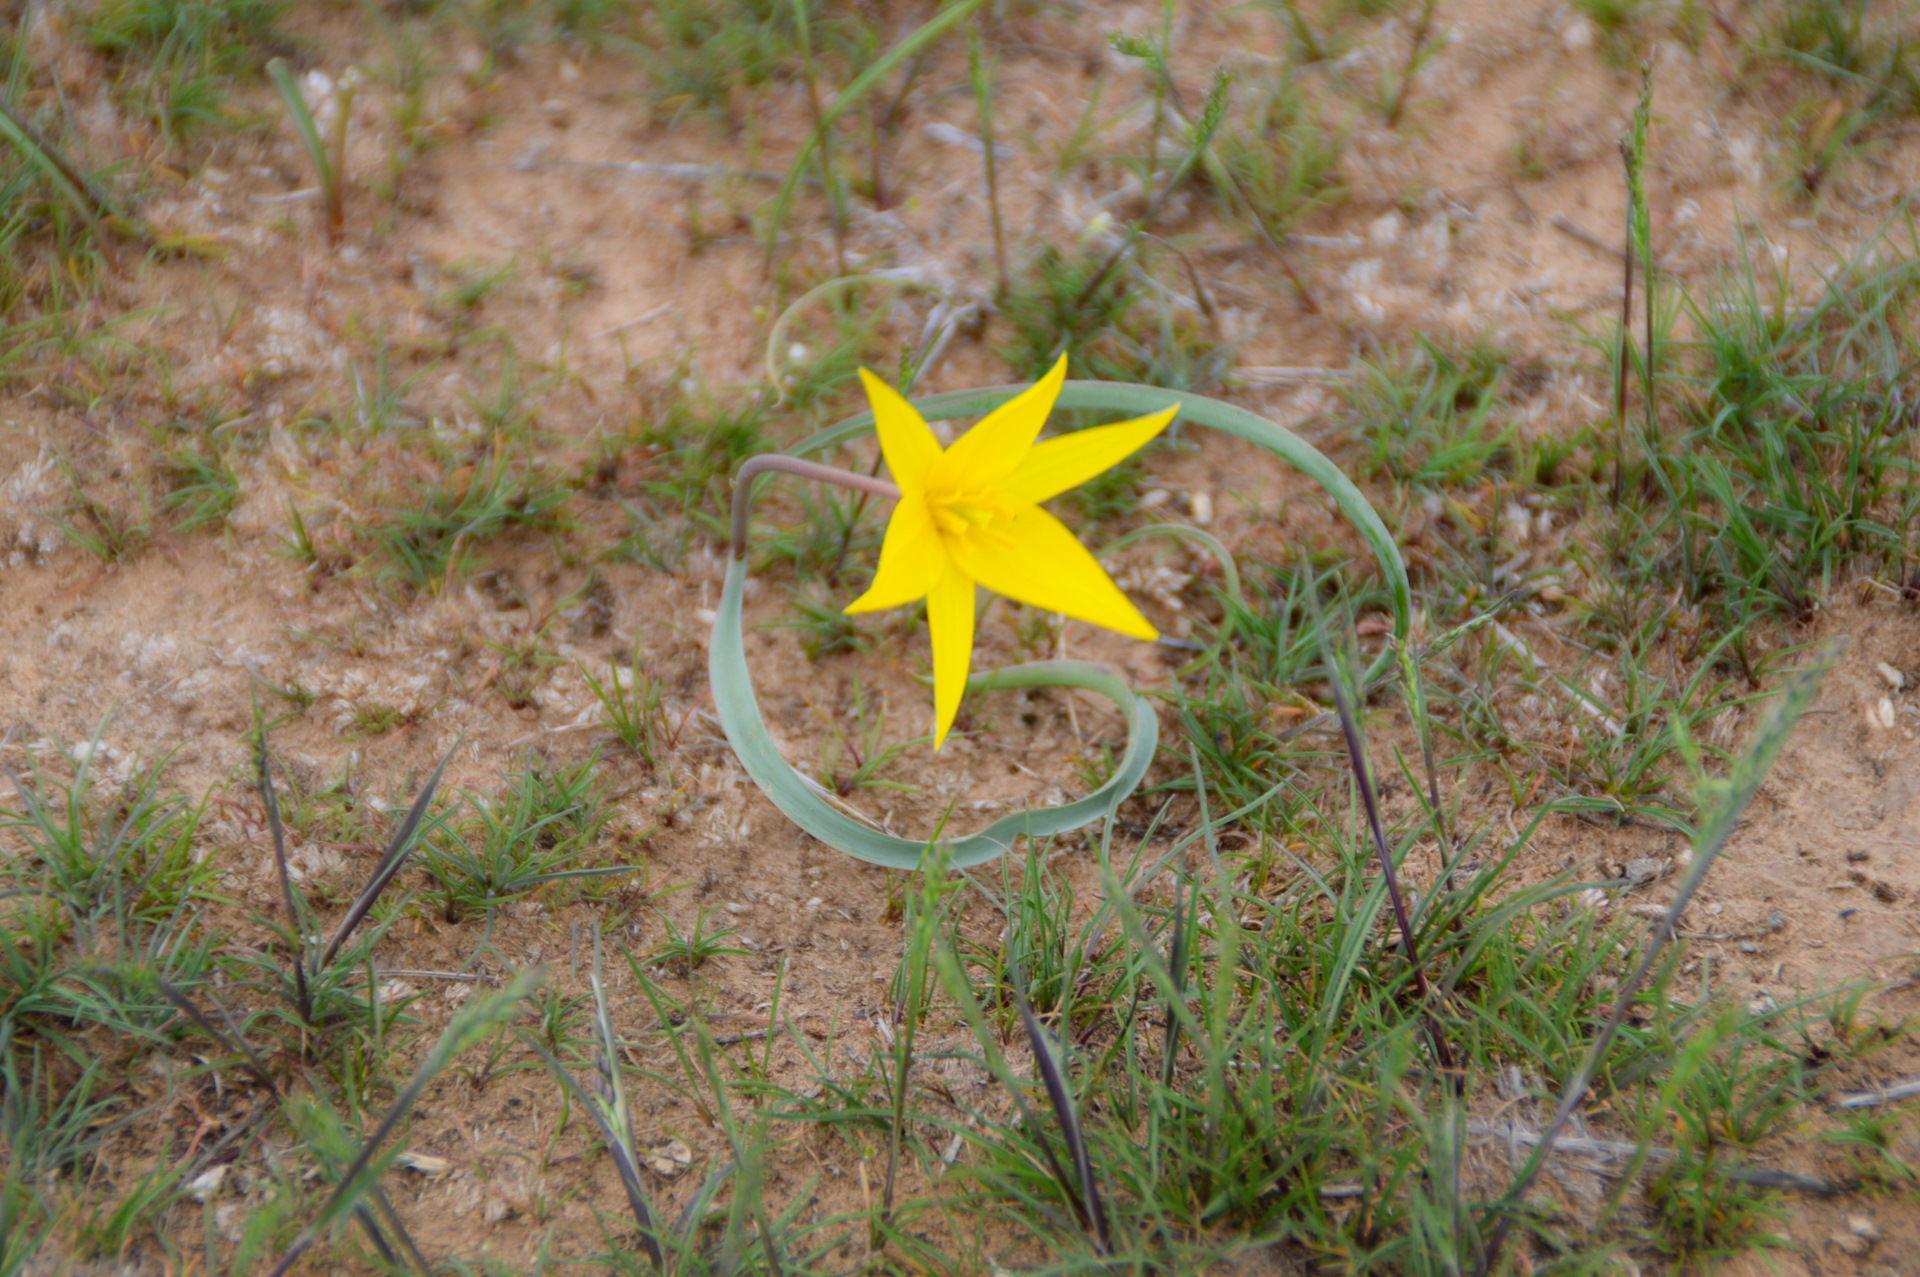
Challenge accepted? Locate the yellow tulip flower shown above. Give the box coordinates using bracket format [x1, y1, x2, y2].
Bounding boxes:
[846, 356, 1179, 748]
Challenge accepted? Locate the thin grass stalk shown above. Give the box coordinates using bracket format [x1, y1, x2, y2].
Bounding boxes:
[1383, 0, 1438, 128]
[792, 0, 847, 276]
[1480, 646, 1836, 1272]
[1160, 873, 1188, 1090]
[1129, 28, 1319, 310]
[1610, 72, 1654, 508]
[317, 742, 457, 969]
[1069, 69, 1231, 321]
[1015, 989, 1111, 1254]
[0, 101, 115, 229]
[1324, 633, 1457, 1076]
[1630, 69, 1655, 452]
[967, 24, 1007, 298]
[268, 970, 541, 1277]
[864, 97, 885, 211]
[326, 72, 358, 243]
[883, 853, 946, 1226]
[157, 979, 278, 1096]
[1610, 203, 1634, 506]
[267, 59, 337, 246]
[678, 1017, 767, 1271]
[763, 0, 986, 265]
[254, 741, 312, 1022]
[1189, 738, 1246, 1182]
[591, 926, 665, 1265]
[1396, 640, 1454, 858]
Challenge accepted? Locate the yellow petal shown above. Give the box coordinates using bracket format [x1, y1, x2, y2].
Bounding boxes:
[859, 367, 941, 493]
[924, 566, 976, 749]
[949, 505, 1158, 641]
[1001, 404, 1178, 505]
[929, 354, 1067, 489]
[845, 493, 946, 614]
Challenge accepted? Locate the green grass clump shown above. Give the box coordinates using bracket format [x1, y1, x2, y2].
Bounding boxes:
[158, 441, 241, 532]
[425, 754, 628, 924]
[1675, 254, 1920, 634]
[998, 245, 1233, 390]
[611, 397, 771, 567]
[1752, 0, 1920, 197]
[1207, 76, 1346, 240]
[1349, 336, 1516, 488]
[368, 444, 573, 589]
[78, 0, 294, 150]
[638, 0, 877, 125]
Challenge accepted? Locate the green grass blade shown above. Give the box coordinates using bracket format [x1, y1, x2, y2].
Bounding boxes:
[0, 101, 113, 228]
[319, 742, 457, 969]
[1482, 643, 1838, 1269]
[267, 59, 335, 211]
[268, 969, 541, 1277]
[761, 0, 987, 260]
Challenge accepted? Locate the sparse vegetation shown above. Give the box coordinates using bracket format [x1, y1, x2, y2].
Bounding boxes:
[1, 1, 1918, 1273]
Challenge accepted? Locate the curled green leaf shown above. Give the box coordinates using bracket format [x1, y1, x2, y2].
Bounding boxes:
[715, 379, 1404, 868]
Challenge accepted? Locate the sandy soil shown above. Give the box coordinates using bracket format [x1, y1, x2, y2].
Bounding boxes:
[8, 0, 1920, 1271]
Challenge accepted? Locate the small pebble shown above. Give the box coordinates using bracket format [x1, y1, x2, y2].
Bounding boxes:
[645, 1138, 694, 1177]
[1876, 661, 1905, 691]
[1847, 1214, 1880, 1242]
[1831, 1231, 1869, 1257]
[1847, 848, 1870, 863]
[187, 1165, 228, 1202]
[1624, 857, 1663, 886]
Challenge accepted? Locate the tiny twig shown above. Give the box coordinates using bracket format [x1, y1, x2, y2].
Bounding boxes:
[1467, 1121, 1840, 1195]
[1839, 1078, 1920, 1109]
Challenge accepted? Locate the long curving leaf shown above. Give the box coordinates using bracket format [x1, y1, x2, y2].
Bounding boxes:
[718, 378, 1402, 868]
[712, 561, 1156, 870]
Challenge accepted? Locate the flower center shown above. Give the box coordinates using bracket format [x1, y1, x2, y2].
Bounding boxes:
[925, 481, 1014, 540]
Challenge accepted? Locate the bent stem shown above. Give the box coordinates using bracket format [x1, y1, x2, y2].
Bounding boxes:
[729, 454, 899, 555]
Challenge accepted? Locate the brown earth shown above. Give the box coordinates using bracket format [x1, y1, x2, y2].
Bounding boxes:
[8, 0, 1920, 1272]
